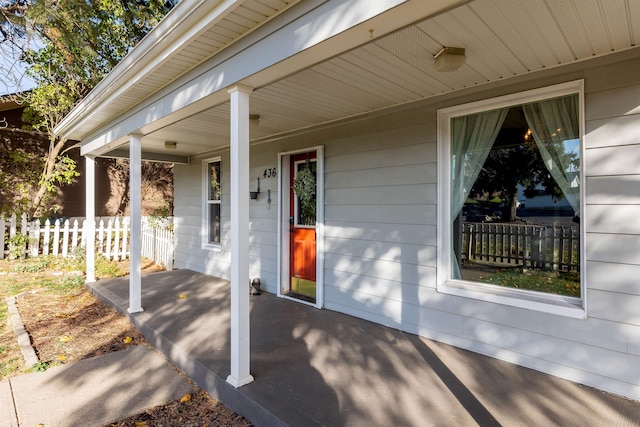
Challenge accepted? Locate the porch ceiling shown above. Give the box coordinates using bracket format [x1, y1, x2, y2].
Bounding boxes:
[105, 0, 303, 114]
[78, 0, 640, 159]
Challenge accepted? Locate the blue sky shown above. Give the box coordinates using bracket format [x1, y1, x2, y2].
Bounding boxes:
[0, 30, 38, 95]
[564, 138, 580, 155]
[0, 59, 36, 95]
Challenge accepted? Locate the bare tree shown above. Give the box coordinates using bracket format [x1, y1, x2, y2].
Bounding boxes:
[108, 159, 173, 216]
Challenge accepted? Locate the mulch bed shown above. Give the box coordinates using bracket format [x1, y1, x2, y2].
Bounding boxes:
[18, 289, 146, 363]
[107, 389, 252, 427]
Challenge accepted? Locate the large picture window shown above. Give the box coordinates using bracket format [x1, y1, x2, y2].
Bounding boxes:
[203, 158, 221, 248]
[438, 81, 584, 316]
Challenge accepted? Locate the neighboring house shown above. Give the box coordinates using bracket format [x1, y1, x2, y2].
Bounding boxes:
[0, 96, 173, 217]
[55, 0, 640, 400]
[517, 185, 573, 211]
[515, 171, 579, 212]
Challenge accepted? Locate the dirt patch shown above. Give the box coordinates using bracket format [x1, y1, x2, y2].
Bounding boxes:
[14, 284, 251, 426]
[18, 289, 146, 363]
[108, 389, 252, 427]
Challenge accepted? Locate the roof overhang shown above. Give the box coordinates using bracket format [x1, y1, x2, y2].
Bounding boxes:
[57, 0, 468, 157]
[54, 0, 640, 160]
[55, 0, 247, 140]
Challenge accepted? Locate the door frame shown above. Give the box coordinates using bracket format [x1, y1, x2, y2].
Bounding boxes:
[277, 145, 324, 308]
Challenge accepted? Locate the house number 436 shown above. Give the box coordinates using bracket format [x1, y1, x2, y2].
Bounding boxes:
[263, 168, 277, 178]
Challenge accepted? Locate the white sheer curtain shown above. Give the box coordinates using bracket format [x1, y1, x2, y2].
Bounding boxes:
[450, 108, 508, 278]
[522, 94, 580, 215]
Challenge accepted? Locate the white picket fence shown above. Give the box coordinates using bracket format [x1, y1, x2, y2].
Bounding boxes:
[1, 213, 174, 269]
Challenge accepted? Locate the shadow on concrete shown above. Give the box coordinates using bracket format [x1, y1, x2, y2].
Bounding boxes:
[87, 269, 640, 427]
[10, 345, 192, 426]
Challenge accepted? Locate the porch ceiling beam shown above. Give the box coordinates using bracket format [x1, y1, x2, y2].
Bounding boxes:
[78, 0, 465, 156]
[101, 148, 190, 164]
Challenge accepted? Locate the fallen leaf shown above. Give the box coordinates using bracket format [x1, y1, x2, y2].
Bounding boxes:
[135, 422, 148, 427]
[58, 354, 66, 361]
[180, 393, 192, 403]
[123, 336, 133, 344]
[59, 335, 73, 343]
[179, 294, 187, 299]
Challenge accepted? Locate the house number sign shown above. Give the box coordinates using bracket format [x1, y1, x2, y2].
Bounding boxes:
[262, 168, 277, 179]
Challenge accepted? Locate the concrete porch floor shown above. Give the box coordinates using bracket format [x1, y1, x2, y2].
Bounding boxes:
[88, 269, 640, 426]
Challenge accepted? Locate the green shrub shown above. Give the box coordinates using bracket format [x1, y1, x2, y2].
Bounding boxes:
[56, 246, 86, 272]
[95, 254, 122, 278]
[11, 258, 51, 273]
[26, 275, 84, 295]
[8, 233, 33, 259]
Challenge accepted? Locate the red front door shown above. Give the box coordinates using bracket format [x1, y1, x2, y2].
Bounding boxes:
[289, 152, 317, 301]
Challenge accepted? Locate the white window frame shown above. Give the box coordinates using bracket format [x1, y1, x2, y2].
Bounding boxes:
[436, 80, 586, 319]
[202, 157, 222, 251]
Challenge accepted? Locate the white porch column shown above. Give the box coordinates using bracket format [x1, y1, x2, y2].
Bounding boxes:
[128, 133, 143, 313]
[85, 155, 96, 283]
[226, 85, 254, 388]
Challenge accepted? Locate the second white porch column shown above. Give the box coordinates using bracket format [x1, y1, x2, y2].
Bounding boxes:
[85, 155, 96, 283]
[226, 85, 254, 388]
[128, 133, 143, 313]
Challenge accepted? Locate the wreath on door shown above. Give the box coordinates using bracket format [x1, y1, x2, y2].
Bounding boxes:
[293, 161, 316, 225]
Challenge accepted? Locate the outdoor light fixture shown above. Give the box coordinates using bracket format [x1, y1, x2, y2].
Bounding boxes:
[249, 114, 260, 125]
[250, 177, 261, 200]
[164, 141, 177, 150]
[433, 47, 466, 72]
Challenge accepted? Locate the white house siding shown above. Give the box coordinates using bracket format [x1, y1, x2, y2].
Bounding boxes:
[173, 159, 230, 279]
[172, 52, 640, 399]
[323, 113, 438, 326]
[583, 60, 640, 372]
[174, 149, 281, 291]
